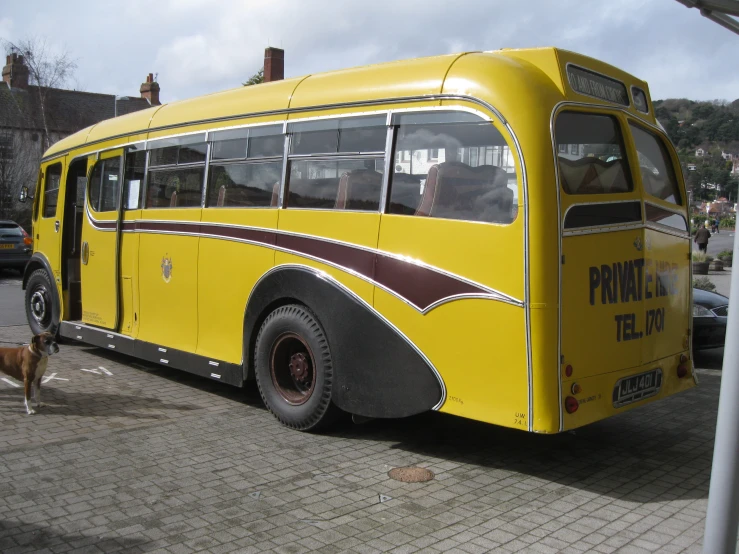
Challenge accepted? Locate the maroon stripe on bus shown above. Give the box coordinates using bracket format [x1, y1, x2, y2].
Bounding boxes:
[374, 254, 485, 310]
[276, 233, 376, 278]
[112, 219, 494, 311]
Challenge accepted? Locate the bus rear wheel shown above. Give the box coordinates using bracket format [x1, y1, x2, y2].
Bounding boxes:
[254, 304, 339, 431]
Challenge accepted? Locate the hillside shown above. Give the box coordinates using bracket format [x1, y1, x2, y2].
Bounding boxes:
[654, 98, 739, 203]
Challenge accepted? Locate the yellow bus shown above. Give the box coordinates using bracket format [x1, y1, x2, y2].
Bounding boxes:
[21, 47, 695, 432]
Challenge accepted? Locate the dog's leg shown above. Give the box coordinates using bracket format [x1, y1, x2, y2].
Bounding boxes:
[24, 379, 35, 415]
[35, 379, 43, 409]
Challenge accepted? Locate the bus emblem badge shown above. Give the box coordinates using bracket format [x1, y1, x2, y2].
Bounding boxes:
[633, 237, 643, 252]
[161, 256, 173, 283]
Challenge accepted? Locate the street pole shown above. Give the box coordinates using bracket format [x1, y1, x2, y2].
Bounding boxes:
[703, 228, 739, 553]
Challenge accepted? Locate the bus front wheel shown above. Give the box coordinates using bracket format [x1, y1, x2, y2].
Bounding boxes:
[254, 304, 340, 431]
[25, 268, 59, 336]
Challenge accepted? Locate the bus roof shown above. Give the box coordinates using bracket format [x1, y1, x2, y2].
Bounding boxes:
[43, 47, 655, 161]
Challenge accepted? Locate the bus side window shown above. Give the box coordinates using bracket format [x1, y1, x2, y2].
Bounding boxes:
[206, 125, 283, 209]
[388, 120, 517, 224]
[124, 151, 146, 210]
[285, 116, 386, 212]
[146, 142, 207, 208]
[88, 157, 121, 212]
[42, 163, 62, 218]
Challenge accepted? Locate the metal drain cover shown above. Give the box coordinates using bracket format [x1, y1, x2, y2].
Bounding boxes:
[388, 467, 434, 483]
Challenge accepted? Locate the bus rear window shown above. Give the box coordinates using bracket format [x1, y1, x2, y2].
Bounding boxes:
[629, 124, 682, 205]
[555, 112, 632, 195]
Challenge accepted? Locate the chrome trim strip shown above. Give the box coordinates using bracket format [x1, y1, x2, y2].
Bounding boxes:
[41, 95, 497, 163]
[551, 104, 564, 432]
[61, 321, 134, 340]
[247, 263, 448, 410]
[201, 142, 212, 207]
[279, 135, 290, 208]
[86, 214, 525, 309]
[562, 223, 644, 237]
[380, 124, 395, 214]
[644, 222, 690, 239]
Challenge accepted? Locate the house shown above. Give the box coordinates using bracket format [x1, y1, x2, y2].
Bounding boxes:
[721, 151, 733, 161]
[687, 163, 697, 171]
[0, 53, 160, 216]
[732, 159, 739, 175]
[695, 147, 705, 157]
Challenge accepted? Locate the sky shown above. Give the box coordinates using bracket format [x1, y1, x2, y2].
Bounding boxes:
[1, 0, 737, 104]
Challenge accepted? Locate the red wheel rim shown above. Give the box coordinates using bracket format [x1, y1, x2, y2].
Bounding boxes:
[269, 332, 317, 405]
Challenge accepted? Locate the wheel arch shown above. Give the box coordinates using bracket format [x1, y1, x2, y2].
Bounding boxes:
[242, 264, 444, 418]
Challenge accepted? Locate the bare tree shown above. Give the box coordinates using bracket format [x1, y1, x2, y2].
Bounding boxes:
[2, 37, 78, 149]
[0, 130, 39, 224]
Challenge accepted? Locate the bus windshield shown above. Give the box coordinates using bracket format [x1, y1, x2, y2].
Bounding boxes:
[555, 112, 632, 195]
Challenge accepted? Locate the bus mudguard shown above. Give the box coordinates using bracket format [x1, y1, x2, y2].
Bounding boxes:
[243, 264, 443, 419]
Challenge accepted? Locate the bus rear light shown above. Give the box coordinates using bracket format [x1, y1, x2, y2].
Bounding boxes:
[680, 354, 688, 364]
[677, 364, 688, 378]
[565, 365, 573, 378]
[565, 396, 579, 414]
[571, 383, 581, 395]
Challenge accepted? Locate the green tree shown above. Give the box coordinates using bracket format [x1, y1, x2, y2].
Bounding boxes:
[243, 68, 264, 86]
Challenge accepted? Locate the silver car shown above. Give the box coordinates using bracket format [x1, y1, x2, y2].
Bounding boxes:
[0, 220, 32, 272]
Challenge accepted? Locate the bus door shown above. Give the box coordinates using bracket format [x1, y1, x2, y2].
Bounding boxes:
[35, 158, 66, 287]
[80, 149, 124, 329]
[558, 111, 644, 382]
[557, 111, 690, 390]
[628, 122, 691, 370]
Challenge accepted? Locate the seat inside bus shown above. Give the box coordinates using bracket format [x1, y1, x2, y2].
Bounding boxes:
[334, 169, 382, 211]
[416, 161, 513, 222]
[558, 156, 629, 194]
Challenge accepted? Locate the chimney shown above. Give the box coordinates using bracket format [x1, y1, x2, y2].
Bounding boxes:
[263, 47, 284, 83]
[2, 53, 29, 89]
[140, 73, 161, 105]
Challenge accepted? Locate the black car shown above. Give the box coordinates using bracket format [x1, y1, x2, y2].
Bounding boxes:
[693, 287, 729, 350]
[0, 220, 32, 273]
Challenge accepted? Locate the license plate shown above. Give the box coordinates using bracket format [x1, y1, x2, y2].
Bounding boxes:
[613, 369, 662, 408]
[0, 244, 14, 249]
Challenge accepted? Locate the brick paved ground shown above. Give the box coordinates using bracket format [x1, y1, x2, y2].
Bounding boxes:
[0, 321, 733, 553]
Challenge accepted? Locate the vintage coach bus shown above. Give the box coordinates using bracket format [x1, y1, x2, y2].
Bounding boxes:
[20, 47, 695, 432]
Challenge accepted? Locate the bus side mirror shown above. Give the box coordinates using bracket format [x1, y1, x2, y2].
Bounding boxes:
[18, 186, 30, 203]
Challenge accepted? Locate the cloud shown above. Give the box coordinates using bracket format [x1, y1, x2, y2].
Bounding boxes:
[1, 0, 736, 103]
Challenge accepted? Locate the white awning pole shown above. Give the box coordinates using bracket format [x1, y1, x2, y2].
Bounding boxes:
[703, 230, 739, 553]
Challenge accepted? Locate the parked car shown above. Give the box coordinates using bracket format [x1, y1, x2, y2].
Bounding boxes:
[693, 287, 729, 350]
[0, 220, 32, 273]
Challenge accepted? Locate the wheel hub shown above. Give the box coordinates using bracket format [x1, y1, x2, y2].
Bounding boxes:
[30, 290, 47, 323]
[289, 353, 310, 382]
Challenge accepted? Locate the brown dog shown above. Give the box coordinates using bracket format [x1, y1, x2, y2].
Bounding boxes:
[0, 333, 59, 414]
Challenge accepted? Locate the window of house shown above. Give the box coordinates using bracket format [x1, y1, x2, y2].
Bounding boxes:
[88, 157, 121, 213]
[43, 163, 62, 218]
[630, 123, 682, 205]
[555, 112, 632, 195]
[388, 113, 517, 224]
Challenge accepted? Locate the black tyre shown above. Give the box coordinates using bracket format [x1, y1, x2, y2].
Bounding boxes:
[25, 269, 59, 336]
[254, 304, 339, 431]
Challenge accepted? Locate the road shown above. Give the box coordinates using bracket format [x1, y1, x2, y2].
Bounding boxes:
[0, 273, 734, 552]
[0, 270, 25, 327]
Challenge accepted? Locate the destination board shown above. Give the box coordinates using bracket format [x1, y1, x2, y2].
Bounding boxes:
[566, 65, 629, 107]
